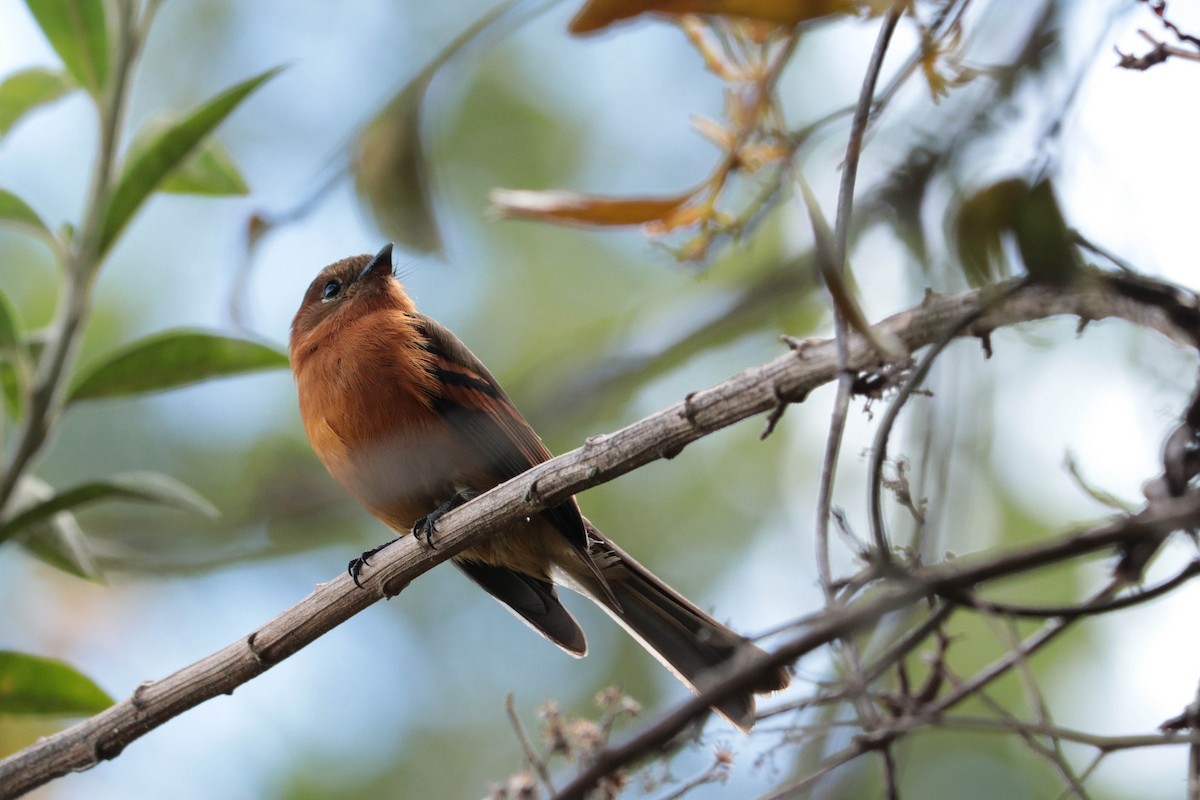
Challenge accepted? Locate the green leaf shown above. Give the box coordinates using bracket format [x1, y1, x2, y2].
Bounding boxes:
[0, 362, 20, 419]
[0, 651, 113, 715]
[24, 0, 110, 98]
[0, 471, 219, 545]
[952, 178, 1028, 285]
[16, 507, 100, 579]
[0, 67, 76, 137]
[0, 289, 29, 419]
[67, 328, 289, 403]
[4, 475, 101, 579]
[0, 187, 54, 244]
[98, 66, 282, 256]
[126, 115, 251, 196]
[1014, 178, 1082, 286]
[0, 287, 21, 352]
[159, 137, 249, 195]
[796, 175, 903, 357]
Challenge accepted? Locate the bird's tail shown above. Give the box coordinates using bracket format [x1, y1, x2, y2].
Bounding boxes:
[559, 521, 791, 732]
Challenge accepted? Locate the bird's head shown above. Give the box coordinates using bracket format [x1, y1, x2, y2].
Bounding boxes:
[290, 243, 413, 347]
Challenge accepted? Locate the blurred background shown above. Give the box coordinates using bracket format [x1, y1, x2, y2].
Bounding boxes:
[2, 0, 1200, 797]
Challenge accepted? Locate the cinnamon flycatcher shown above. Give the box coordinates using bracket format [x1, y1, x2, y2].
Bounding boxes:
[289, 244, 790, 730]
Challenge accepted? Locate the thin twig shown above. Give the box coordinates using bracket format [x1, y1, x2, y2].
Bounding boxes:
[760, 708, 1200, 800]
[1071, 230, 1137, 274]
[814, 1, 904, 595]
[938, 714, 1200, 751]
[870, 0, 973, 120]
[755, 737, 873, 800]
[1189, 677, 1200, 800]
[881, 745, 899, 800]
[922, 579, 1126, 726]
[652, 749, 730, 800]
[803, 5, 908, 761]
[554, 492, 1200, 800]
[969, 618, 1090, 797]
[947, 559, 1200, 619]
[505, 694, 555, 797]
[866, 298, 998, 561]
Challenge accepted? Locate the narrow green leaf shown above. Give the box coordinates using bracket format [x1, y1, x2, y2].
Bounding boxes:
[4, 475, 101, 579]
[127, 116, 251, 196]
[159, 137, 249, 195]
[796, 175, 904, 357]
[0, 187, 54, 243]
[0, 289, 29, 420]
[67, 328, 289, 403]
[0, 287, 20, 351]
[1014, 178, 1082, 286]
[0, 471, 219, 544]
[16, 507, 101, 579]
[0, 67, 76, 137]
[24, 0, 109, 98]
[0, 362, 20, 419]
[952, 178, 1028, 285]
[99, 67, 282, 256]
[0, 651, 113, 715]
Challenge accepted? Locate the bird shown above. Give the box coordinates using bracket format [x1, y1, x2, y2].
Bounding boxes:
[289, 243, 790, 731]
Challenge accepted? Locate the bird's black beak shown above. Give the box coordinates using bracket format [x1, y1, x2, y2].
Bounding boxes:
[356, 243, 394, 283]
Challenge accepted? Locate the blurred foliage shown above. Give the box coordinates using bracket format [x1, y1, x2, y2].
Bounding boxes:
[353, 1, 520, 255]
[0, 0, 1191, 799]
[0, 0, 283, 720]
[0, 651, 112, 716]
[0, 68, 75, 138]
[67, 328, 287, 402]
[24, 0, 109, 99]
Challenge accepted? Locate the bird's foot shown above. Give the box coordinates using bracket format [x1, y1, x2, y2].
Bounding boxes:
[412, 489, 478, 548]
[348, 540, 397, 589]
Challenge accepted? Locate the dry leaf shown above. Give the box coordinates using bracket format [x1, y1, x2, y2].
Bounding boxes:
[488, 188, 696, 227]
[569, 0, 885, 35]
[691, 114, 736, 150]
[736, 141, 789, 171]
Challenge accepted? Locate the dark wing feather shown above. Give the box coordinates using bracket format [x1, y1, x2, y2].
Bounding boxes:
[456, 559, 587, 656]
[412, 314, 610, 573]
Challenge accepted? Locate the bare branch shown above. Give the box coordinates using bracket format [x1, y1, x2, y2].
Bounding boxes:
[2, 270, 1198, 798]
[553, 488, 1200, 800]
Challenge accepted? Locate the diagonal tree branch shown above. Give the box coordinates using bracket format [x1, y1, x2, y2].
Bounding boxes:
[554, 491, 1200, 800]
[1, 270, 1198, 799]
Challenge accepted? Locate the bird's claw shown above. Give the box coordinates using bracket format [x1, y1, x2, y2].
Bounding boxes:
[347, 540, 393, 588]
[348, 555, 370, 588]
[412, 515, 440, 549]
[412, 490, 475, 549]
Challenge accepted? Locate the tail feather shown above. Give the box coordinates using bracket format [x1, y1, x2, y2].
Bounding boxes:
[561, 521, 791, 732]
[456, 558, 588, 657]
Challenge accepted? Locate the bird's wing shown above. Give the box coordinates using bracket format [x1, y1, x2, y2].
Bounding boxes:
[411, 313, 590, 553]
[455, 559, 587, 656]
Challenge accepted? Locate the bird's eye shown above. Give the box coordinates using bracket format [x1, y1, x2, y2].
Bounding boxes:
[322, 280, 342, 301]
